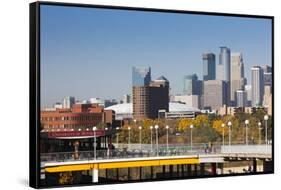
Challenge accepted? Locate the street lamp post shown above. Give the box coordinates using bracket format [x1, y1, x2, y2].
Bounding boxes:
[92, 126, 97, 160]
[150, 126, 153, 153]
[139, 126, 142, 151]
[155, 125, 159, 156]
[227, 121, 232, 151]
[128, 126, 131, 150]
[258, 122, 262, 145]
[221, 123, 225, 146]
[245, 120, 249, 145]
[190, 125, 194, 152]
[105, 127, 108, 148]
[264, 115, 269, 145]
[166, 125, 169, 153]
[116, 127, 119, 148]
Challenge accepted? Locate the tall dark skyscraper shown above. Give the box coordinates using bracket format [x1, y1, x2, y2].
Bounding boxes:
[202, 53, 216, 81]
[149, 76, 169, 119]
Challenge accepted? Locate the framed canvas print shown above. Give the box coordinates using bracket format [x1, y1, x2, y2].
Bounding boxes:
[29, 1, 274, 188]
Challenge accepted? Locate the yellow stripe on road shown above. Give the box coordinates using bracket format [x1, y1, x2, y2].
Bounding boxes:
[45, 158, 199, 173]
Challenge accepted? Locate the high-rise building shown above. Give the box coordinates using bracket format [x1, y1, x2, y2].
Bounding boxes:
[183, 74, 200, 95]
[132, 66, 151, 86]
[202, 53, 216, 81]
[236, 90, 247, 107]
[132, 66, 151, 119]
[230, 53, 246, 105]
[251, 66, 264, 107]
[217, 47, 231, 106]
[217, 47, 231, 81]
[132, 66, 169, 120]
[149, 76, 170, 119]
[63, 96, 75, 109]
[123, 94, 131, 104]
[132, 86, 150, 119]
[203, 80, 227, 111]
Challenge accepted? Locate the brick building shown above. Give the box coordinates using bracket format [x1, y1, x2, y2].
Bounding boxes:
[41, 103, 115, 130]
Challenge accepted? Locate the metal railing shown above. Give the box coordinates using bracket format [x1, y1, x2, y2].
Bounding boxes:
[41, 143, 272, 163]
[41, 143, 221, 163]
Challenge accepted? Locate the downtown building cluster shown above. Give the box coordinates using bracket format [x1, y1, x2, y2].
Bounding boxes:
[132, 46, 272, 119]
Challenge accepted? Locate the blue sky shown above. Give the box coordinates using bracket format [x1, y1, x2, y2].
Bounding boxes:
[40, 5, 272, 108]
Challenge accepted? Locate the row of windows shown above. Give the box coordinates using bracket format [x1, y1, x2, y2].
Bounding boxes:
[44, 124, 96, 129]
[41, 115, 101, 122]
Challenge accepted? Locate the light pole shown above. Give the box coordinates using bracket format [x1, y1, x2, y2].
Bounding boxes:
[221, 123, 225, 146]
[150, 126, 153, 153]
[92, 126, 97, 160]
[139, 126, 142, 151]
[166, 125, 169, 153]
[245, 120, 249, 145]
[190, 125, 194, 152]
[155, 125, 159, 156]
[258, 122, 262, 145]
[264, 115, 269, 145]
[128, 126, 131, 150]
[105, 127, 108, 148]
[227, 121, 232, 151]
[116, 127, 119, 148]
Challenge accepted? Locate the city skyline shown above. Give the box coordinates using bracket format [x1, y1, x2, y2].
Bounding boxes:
[41, 5, 272, 108]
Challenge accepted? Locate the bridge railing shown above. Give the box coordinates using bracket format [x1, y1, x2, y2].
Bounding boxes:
[41, 143, 221, 163]
[41, 143, 272, 163]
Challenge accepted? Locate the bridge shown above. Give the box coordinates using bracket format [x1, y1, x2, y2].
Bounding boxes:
[41, 144, 272, 185]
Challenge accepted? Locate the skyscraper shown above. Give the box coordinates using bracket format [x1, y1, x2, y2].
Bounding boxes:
[203, 80, 227, 111]
[149, 76, 169, 119]
[132, 66, 151, 86]
[132, 67, 151, 119]
[202, 53, 216, 81]
[132, 67, 169, 120]
[251, 66, 264, 107]
[217, 47, 231, 81]
[63, 96, 75, 109]
[183, 74, 200, 95]
[230, 53, 246, 105]
[217, 47, 231, 106]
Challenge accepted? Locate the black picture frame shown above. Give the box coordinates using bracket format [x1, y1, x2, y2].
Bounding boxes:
[30, 1, 274, 188]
